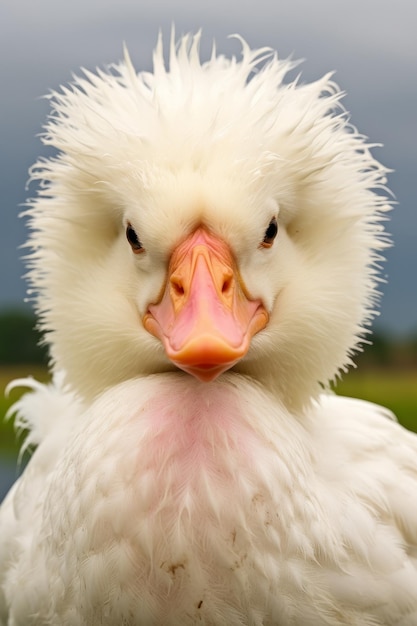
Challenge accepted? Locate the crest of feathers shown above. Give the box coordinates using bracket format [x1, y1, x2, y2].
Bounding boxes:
[24, 31, 391, 407]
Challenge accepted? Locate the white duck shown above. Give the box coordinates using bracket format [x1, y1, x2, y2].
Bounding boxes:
[1, 32, 416, 626]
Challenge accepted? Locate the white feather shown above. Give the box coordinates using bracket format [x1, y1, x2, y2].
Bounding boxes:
[1, 32, 415, 625]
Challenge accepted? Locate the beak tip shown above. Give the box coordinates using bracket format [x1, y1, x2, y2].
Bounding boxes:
[173, 361, 235, 382]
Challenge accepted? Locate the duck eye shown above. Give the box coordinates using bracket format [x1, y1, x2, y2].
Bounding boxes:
[126, 222, 144, 254]
[261, 217, 278, 248]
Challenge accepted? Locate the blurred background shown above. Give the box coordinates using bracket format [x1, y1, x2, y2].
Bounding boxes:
[1, 0, 416, 499]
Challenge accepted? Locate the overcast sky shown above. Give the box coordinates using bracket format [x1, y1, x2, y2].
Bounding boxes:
[1, 0, 416, 335]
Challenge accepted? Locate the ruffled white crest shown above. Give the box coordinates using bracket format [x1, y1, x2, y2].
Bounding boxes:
[23, 31, 391, 407]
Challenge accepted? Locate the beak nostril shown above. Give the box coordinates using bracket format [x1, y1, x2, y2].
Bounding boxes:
[222, 277, 232, 294]
[171, 279, 185, 296]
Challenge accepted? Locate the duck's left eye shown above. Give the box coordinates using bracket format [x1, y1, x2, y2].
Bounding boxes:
[261, 217, 278, 248]
[126, 223, 144, 254]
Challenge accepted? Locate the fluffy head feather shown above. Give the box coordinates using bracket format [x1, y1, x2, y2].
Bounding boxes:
[25, 32, 391, 410]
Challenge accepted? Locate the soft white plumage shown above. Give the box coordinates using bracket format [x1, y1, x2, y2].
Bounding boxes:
[1, 32, 416, 625]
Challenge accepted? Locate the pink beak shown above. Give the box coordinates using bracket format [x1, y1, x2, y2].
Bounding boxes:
[143, 227, 268, 382]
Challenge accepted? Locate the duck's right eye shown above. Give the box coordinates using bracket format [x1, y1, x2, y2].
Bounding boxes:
[126, 223, 144, 254]
[260, 216, 278, 249]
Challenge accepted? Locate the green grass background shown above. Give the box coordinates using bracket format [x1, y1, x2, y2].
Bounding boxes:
[0, 367, 50, 458]
[1, 366, 416, 460]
